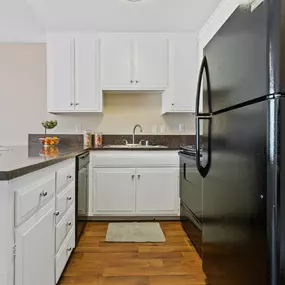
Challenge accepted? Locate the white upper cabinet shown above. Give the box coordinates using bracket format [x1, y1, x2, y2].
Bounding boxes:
[46, 32, 199, 113]
[101, 35, 133, 88]
[75, 36, 102, 112]
[101, 34, 169, 90]
[162, 33, 199, 113]
[47, 35, 75, 112]
[134, 35, 169, 89]
[47, 34, 102, 113]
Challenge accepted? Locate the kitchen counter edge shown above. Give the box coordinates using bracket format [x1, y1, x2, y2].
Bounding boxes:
[0, 146, 180, 181]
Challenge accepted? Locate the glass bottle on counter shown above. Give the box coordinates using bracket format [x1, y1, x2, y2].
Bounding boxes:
[94, 133, 103, 147]
[83, 130, 93, 147]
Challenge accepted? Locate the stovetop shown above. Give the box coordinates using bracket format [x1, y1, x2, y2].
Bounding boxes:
[179, 145, 202, 157]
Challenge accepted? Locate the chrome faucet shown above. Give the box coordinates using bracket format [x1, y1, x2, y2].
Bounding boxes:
[133, 124, 143, 144]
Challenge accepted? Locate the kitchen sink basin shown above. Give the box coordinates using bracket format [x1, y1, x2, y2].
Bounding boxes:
[0, 147, 13, 151]
[103, 144, 168, 149]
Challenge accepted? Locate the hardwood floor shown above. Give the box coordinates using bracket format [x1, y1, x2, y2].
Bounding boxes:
[59, 222, 206, 285]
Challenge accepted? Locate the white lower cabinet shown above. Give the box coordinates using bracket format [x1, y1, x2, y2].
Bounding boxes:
[93, 165, 179, 216]
[55, 227, 75, 283]
[56, 206, 75, 252]
[15, 199, 55, 285]
[94, 168, 135, 213]
[12, 159, 76, 285]
[136, 168, 178, 213]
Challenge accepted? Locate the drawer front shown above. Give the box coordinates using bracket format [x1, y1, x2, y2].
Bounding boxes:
[56, 162, 75, 194]
[56, 206, 75, 253]
[56, 182, 75, 224]
[55, 227, 75, 284]
[93, 151, 179, 168]
[15, 174, 55, 226]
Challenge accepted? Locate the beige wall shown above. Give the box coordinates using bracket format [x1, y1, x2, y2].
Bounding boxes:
[0, 44, 195, 146]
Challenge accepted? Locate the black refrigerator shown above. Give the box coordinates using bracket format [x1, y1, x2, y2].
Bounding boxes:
[195, 1, 285, 285]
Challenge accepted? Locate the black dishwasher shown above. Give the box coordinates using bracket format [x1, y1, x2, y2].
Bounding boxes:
[179, 147, 203, 257]
[76, 152, 89, 243]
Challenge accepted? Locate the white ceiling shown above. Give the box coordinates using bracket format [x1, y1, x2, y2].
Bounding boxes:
[27, 0, 224, 32]
[0, 0, 45, 42]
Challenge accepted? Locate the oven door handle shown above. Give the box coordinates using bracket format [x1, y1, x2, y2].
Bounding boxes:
[183, 163, 195, 185]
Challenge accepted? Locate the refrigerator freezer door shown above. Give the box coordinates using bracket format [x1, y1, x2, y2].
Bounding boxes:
[203, 3, 267, 113]
[267, 0, 285, 94]
[203, 101, 268, 285]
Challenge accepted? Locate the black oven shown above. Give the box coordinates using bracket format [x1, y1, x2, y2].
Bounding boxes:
[179, 149, 203, 257]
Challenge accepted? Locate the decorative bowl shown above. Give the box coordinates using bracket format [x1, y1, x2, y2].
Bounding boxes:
[39, 137, 60, 147]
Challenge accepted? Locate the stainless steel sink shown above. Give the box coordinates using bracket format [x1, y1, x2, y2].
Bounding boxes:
[103, 144, 167, 149]
[0, 147, 13, 151]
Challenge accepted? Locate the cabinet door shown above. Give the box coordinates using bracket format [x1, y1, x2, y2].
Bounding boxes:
[101, 35, 133, 89]
[134, 35, 169, 89]
[136, 168, 178, 213]
[15, 199, 55, 285]
[75, 36, 102, 112]
[162, 34, 198, 113]
[47, 35, 75, 112]
[93, 168, 135, 213]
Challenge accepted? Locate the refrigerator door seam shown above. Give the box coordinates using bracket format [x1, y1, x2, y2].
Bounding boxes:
[212, 94, 269, 116]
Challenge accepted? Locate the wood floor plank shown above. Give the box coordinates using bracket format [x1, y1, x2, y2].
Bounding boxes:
[99, 276, 149, 285]
[58, 222, 206, 285]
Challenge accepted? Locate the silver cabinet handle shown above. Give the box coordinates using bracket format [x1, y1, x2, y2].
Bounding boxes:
[75, 103, 80, 106]
[67, 196, 72, 201]
[40, 190, 48, 197]
[130, 80, 134, 83]
[138, 174, 141, 179]
[54, 211, 60, 216]
[67, 221, 72, 226]
[67, 175, 72, 179]
[70, 103, 74, 106]
[132, 174, 135, 179]
[67, 247, 72, 252]
[136, 81, 139, 84]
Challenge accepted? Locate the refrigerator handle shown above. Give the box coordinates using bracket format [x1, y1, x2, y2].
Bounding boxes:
[196, 117, 212, 178]
[195, 56, 213, 116]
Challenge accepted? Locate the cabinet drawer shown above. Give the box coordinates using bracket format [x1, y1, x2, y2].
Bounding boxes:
[56, 182, 75, 224]
[56, 206, 75, 253]
[15, 174, 55, 226]
[56, 162, 75, 194]
[55, 227, 75, 284]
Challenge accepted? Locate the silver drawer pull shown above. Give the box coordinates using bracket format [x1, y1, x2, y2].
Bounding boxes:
[67, 221, 72, 226]
[67, 175, 72, 179]
[54, 211, 60, 216]
[67, 196, 72, 201]
[67, 247, 72, 252]
[40, 190, 48, 197]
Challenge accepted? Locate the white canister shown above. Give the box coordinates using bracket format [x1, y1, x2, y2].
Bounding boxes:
[94, 133, 103, 147]
[83, 130, 93, 147]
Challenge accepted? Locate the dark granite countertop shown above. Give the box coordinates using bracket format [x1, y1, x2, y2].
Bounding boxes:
[0, 145, 180, 181]
[0, 146, 88, 181]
